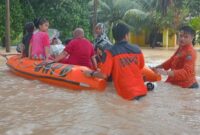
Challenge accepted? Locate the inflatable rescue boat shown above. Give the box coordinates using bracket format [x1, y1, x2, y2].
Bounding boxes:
[6, 55, 161, 91]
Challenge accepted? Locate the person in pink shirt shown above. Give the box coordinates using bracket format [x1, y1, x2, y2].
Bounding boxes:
[53, 28, 97, 69]
[29, 18, 50, 60]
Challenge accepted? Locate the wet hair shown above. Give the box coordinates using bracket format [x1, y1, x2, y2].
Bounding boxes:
[23, 22, 34, 35]
[179, 26, 196, 45]
[112, 23, 129, 42]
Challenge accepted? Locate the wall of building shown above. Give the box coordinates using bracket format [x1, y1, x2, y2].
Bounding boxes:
[129, 29, 177, 48]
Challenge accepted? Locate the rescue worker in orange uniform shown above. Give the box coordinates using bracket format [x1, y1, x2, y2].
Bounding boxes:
[83, 23, 147, 100]
[153, 26, 199, 89]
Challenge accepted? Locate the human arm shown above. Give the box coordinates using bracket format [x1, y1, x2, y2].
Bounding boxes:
[45, 46, 50, 60]
[155, 68, 174, 77]
[138, 52, 145, 70]
[53, 51, 68, 62]
[153, 53, 175, 77]
[28, 44, 32, 59]
[42, 32, 51, 60]
[155, 49, 196, 79]
[153, 49, 179, 71]
[83, 50, 113, 80]
[84, 70, 107, 79]
[52, 41, 72, 62]
[91, 55, 98, 70]
[170, 51, 196, 81]
[20, 43, 25, 58]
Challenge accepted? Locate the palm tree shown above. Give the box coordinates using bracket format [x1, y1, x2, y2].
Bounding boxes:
[123, 9, 148, 33]
[89, 0, 190, 46]
[88, 0, 136, 39]
[122, 0, 190, 47]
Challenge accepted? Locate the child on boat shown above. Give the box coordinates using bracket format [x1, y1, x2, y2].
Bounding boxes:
[29, 18, 50, 60]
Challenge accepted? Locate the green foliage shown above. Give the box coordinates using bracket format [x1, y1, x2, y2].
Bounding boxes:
[1, 0, 200, 46]
[88, 0, 135, 40]
[123, 9, 147, 33]
[0, 1, 6, 43]
[93, 0, 135, 23]
[188, 0, 200, 16]
[10, 0, 24, 41]
[189, 17, 200, 30]
[0, 0, 24, 45]
[19, 0, 36, 23]
[189, 17, 200, 44]
[1, 0, 92, 45]
[122, 0, 190, 34]
[28, 0, 91, 40]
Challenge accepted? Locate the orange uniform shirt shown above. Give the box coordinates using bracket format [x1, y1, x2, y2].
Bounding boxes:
[162, 44, 198, 88]
[100, 41, 147, 100]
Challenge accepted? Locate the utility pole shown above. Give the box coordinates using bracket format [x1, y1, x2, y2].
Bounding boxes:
[5, 0, 11, 52]
[93, 0, 98, 36]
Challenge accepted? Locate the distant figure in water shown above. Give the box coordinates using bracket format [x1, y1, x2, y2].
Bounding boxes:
[152, 26, 199, 89]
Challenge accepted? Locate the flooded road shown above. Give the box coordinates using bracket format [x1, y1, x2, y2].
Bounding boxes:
[0, 48, 200, 135]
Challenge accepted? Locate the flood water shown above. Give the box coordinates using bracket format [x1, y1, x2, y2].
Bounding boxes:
[0, 47, 200, 135]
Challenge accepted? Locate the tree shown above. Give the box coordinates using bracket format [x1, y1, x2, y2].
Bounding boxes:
[1, 0, 93, 46]
[123, 0, 191, 35]
[27, 0, 91, 40]
[188, 0, 200, 17]
[0, 0, 24, 46]
[88, 0, 136, 39]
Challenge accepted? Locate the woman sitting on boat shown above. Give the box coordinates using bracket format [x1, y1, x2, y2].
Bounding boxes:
[94, 23, 112, 63]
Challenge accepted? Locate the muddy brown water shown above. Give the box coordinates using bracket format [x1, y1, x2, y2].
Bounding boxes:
[0, 47, 200, 135]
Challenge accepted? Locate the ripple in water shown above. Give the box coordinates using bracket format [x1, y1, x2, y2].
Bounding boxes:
[0, 50, 200, 135]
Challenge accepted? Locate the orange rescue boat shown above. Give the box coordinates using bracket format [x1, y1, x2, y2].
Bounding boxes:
[6, 55, 161, 91]
[6, 55, 106, 91]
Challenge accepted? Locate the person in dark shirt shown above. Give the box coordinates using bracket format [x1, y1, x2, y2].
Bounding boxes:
[21, 22, 35, 57]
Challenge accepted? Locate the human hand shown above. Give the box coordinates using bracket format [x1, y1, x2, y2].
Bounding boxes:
[82, 69, 93, 77]
[96, 68, 101, 72]
[155, 68, 168, 76]
[149, 66, 157, 72]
